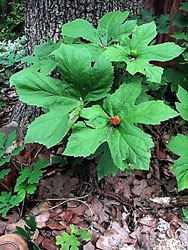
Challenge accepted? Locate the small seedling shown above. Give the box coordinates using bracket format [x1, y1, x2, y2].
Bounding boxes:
[14, 216, 41, 250]
[56, 224, 92, 250]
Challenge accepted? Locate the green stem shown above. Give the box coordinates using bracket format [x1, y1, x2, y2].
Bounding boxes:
[0, 181, 11, 192]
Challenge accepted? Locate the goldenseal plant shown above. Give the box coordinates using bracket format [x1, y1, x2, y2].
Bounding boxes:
[10, 11, 184, 179]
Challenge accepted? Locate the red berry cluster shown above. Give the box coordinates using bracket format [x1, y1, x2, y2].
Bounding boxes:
[110, 116, 120, 126]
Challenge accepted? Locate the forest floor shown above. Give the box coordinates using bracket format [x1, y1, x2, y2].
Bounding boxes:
[0, 86, 188, 250]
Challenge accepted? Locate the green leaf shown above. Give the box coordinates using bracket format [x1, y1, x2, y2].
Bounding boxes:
[34, 42, 56, 57]
[173, 13, 188, 28]
[79, 229, 92, 241]
[164, 67, 188, 92]
[10, 69, 79, 109]
[10, 67, 82, 148]
[0, 149, 5, 158]
[10, 193, 25, 207]
[16, 168, 32, 187]
[80, 105, 109, 128]
[0, 156, 12, 167]
[103, 45, 129, 62]
[26, 184, 37, 194]
[182, 208, 188, 222]
[25, 108, 70, 148]
[53, 44, 114, 102]
[0, 191, 11, 203]
[28, 159, 48, 184]
[144, 65, 164, 83]
[120, 20, 137, 37]
[65, 82, 178, 176]
[167, 134, 188, 159]
[70, 224, 79, 235]
[130, 22, 157, 49]
[0, 169, 10, 180]
[107, 121, 153, 170]
[141, 10, 155, 22]
[56, 232, 80, 250]
[21, 42, 57, 75]
[25, 216, 37, 232]
[172, 154, 188, 191]
[142, 43, 185, 62]
[125, 42, 184, 82]
[64, 121, 109, 157]
[180, 2, 188, 11]
[97, 11, 129, 45]
[156, 14, 170, 34]
[167, 134, 188, 191]
[97, 144, 118, 179]
[171, 32, 188, 40]
[6, 130, 16, 147]
[14, 227, 31, 240]
[62, 19, 101, 45]
[127, 100, 178, 125]
[103, 80, 142, 117]
[104, 22, 184, 83]
[176, 86, 188, 121]
[0, 133, 6, 148]
[0, 192, 24, 217]
[11, 146, 24, 156]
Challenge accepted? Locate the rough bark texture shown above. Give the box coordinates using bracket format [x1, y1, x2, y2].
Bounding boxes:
[11, 0, 144, 127]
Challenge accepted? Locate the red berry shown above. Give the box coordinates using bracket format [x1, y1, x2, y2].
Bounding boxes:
[110, 116, 120, 126]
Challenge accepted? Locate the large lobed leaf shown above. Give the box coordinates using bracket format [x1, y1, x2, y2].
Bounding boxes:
[62, 19, 101, 45]
[167, 134, 188, 191]
[64, 82, 178, 178]
[21, 42, 57, 75]
[97, 11, 129, 45]
[10, 68, 79, 110]
[103, 22, 184, 83]
[62, 11, 130, 46]
[10, 43, 113, 148]
[176, 86, 188, 120]
[52, 44, 114, 102]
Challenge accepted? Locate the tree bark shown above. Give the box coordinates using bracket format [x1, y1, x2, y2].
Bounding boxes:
[11, 0, 145, 127]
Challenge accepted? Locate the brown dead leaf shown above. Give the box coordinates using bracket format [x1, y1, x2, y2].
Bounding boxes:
[177, 222, 188, 247]
[155, 140, 167, 160]
[5, 219, 25, 234]
[96, 222, 130, 249]
[157, 218, 170, 232]
[167, 226, 176, 238]
[96, 236, 112, 250]
[59, 210, 75, 222]
[89, 198, 109, 224]
[41, 236, 56, 250]
[0, 165, 18, 193]
[139, 215, 157, 227]
[83, 241, 95, 250]
[35, 211, 50, 228]
[0, 220, 7, 235]
[34, 234, 44, 247]
[4, 211, 19, 224]
[47, 221, 66, 230]
[39, 172, 79, 199]
[132, 179, 148, 197]
[30, 202, 50, 216]
[69, 204, 88, 215]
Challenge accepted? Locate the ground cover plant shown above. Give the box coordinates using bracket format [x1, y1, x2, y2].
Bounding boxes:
[10, 11, 184, 180]
[0, 6, 188, 249]
[0, 1, 24, 41]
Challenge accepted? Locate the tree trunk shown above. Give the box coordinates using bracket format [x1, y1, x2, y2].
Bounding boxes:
[11, 0, 144, 127]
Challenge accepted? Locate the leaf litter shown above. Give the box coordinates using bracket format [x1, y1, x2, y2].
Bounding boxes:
[0, 123, 188, 249]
